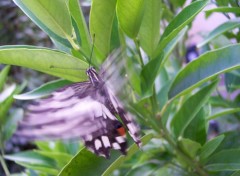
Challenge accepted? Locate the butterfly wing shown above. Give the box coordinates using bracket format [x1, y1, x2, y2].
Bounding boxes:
[105, 85, 141, 147]
[100, 51, 141, 147]
[16, 81, 128, 158]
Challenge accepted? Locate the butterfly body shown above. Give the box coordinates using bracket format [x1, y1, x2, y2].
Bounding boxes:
[17, 67, 141, 158]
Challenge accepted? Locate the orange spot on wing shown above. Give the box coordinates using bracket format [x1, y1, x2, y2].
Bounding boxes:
[117, 127, 126, 136]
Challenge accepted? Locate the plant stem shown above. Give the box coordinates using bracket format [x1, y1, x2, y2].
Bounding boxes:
[0, 154, 10, 176]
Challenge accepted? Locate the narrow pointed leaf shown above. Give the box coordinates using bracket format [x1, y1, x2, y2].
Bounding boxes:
[197, 21, 240, 48]
[154, 0, 208, 57]
[200, 135, 225, 162]
[205, 7, 240, 17]
[206, 108, 240, 120]
[169, 44, 240, 99]
[170, 80, 218, 138]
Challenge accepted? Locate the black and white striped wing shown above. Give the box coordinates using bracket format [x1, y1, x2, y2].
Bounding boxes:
[17, 82, 128, 158]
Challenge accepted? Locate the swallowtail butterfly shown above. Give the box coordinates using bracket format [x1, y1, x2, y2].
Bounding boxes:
[17, 63, 141, 158]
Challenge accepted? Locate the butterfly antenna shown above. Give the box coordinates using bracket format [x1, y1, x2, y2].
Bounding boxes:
[89, 34, 95, 68]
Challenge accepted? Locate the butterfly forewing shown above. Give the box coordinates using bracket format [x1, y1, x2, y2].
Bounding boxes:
[17, 67, 141, 158]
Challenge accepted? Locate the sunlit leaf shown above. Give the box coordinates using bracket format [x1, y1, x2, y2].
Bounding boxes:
[13, 0, 73, 47]
[0, 46, 88, 82]
[90, 0, 117, 60]
[138, 0, 162, 58]
[117, 0, 145, 38]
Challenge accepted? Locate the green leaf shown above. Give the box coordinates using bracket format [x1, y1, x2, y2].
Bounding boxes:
[59, 134, 153, 176]
[0, 82, 25, 123]
[69, 0, 92, 56]
[153, 165, 185, 176]
[102, 134, 153, 176]
[197, 20, 240, 48]
[170, 80, 218, 138]
[16, 162, 59, 175]
[117, 0, 145, 38]
[183, 108, 207, 145]
[169, 44, 240, 99]
[206, 108, 240, 120]
[206, 149, 240, 171]
[215, 131, 240, 153]
[205, 7, 240, 18]
[140, 53, 164, 97]
[14, 79, 72, 100]
[90, 0, 117, 59]
[199, 135, 225, 162]
[13, 0, 73, 47]
[4, 151, 56, 168]
[138, 0, 162, 58]
[36, 151, 72, 168]
[154, 0, 209, 57]
[178, 138, 201, 158]
[225, 70, 240, 93]
[0, 46, 88, 82]
[35, 140, 80, 155]
[231, 170, 240, 176]
[110, 15, 121, 51]
[140, 27, 187, 97]
[0, 65, 10, 91]
[2, 109, 23, 141]
[125, 162, 158, 176]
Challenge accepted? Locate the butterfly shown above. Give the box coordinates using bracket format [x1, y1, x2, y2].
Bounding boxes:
[16, 63, 141, 159]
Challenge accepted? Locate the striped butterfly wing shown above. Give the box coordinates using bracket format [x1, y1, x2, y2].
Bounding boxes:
[17, 68, 140, 158]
